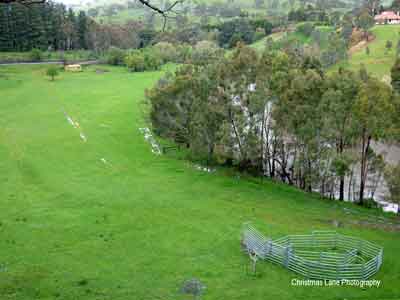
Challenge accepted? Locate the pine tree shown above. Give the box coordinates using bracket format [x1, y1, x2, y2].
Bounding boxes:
[77, 11, 87, 49]
[0, 4, 12, 51]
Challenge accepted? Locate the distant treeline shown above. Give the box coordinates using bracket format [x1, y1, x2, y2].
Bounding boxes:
[0, 1, 90, 51]
[0, 1, 159, 52]
[0, 1, 274, 53]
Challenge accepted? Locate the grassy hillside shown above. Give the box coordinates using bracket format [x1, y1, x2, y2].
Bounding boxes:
[250, 25, 399, 79]
[249, 31, 285, 51]
[249, 25, 334, 52]
[336, 25, 400, 78]
[0, 64, 399, 300]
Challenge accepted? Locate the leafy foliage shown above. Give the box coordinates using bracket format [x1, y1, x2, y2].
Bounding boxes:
[29, 48, 42, 61]
[217, 18, 255, 48]
[148, 44, 399, 203]
[106, 47, 126, 65]
[46, 66, 59, 81]
[385, 163, 400, 206]
[125, 49, 162, 72]
[0, 2, 89, 51]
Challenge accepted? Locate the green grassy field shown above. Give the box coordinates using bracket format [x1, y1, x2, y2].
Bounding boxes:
[336, 25, 400, 78]
[0, 64, 400, 300]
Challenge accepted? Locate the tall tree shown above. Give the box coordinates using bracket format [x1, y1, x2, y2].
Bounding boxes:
[321, 70, 360, 200]
[353, 78, 394, 204]
[77, 10, 87, 49]
[357, 9, 374, 41]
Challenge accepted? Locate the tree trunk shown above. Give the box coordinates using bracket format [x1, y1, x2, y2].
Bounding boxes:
[307, 159, 312, 193]
[261, 106, 266, 175]
[229, 111, 243, 159]
[270, 138, 276, 178]
[339, 176, 345, 201]
[338, 139, 344, 201]
[359, 133, 371, 205]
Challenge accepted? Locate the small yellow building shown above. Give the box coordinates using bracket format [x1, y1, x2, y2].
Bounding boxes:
[65, 64, 82, 72]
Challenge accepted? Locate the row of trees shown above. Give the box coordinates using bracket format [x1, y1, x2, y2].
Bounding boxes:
[0, 1, 160, 52]
[147, 45, 400, 205]
[106, 40, 224, 71]
[0, 1, 89, 51]
[0, 1, 273, 54]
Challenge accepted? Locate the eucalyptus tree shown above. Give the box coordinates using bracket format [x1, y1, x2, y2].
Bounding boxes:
[321, 69, 360, 200]
[273, 65, 325, 191]
[148, 65, 198, 147]
[353, 78, 395, 204]
[210, 45, 262, 171]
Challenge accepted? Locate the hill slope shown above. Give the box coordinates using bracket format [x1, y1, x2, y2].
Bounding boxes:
[0, 64, 399, 299]
[337, 25, 400, 78]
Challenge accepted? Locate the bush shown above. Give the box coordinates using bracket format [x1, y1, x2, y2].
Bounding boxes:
[250, 19, 273, 35]
[361, 198, 379, 209]
[253, 30, 266, 42]
[125, 52, 145, 72]
[30, 48, 43, 61]
[218, 18, 254, 48]
[125, 50, 162, 72]
[296, 22, 315, 37]
[175, 44, 193, 63]
[385, 163, 400, 205]
[46, 66, 59, 81]
[229, 33, 243, 48]
[143, 51, 162, 71]
[153, 42, 178, 63]
[190, 41, 223, 65]
[106, 47, 126, 65]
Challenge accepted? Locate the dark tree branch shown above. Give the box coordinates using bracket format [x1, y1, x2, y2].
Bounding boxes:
[137, 0, 184, 30]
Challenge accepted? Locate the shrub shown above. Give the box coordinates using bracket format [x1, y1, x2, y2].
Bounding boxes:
[361, 198, 379, 209]
[250, 19, 273, 35]
[30, 48, 43, 61]
[106, 47, 126, 65]
[175, 44, 193, 63]
[385, 163, 400, 206]
[125, 52, 145, 72]
[386, 40, 393, 53]
[253, 30, 266, 42]
[46, 66, 59, 81]
[143, 51, 162, 71]
[153, 42, 178, 63]
[218, 18, 254, 48]
[296, 22, 315, 37]
[190, 41, 223, 65]
[229, 33, 243, 48]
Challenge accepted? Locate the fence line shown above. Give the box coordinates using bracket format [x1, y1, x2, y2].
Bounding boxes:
[241, 223, 383, 280]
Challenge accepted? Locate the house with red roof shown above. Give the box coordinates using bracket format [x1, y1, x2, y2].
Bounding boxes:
[374, 11, 400, 24]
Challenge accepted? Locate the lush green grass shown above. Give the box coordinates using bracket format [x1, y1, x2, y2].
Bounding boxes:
[0, 64, 399, 300]
[336, 25, 400, 78]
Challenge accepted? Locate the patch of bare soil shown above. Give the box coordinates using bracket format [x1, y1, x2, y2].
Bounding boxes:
[348, 35, 376, 56]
